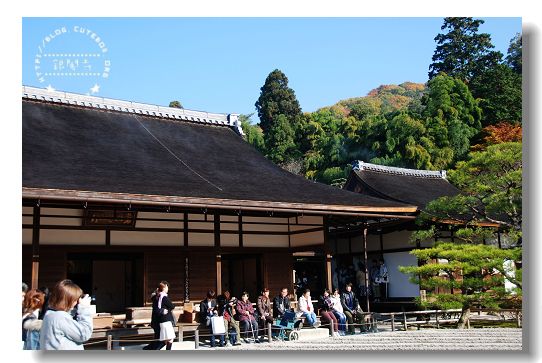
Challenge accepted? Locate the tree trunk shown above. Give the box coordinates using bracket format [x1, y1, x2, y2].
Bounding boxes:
[457, 307, 470, 329]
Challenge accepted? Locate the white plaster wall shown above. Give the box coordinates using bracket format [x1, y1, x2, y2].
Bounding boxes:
[244, 234, 289, 247]
[40, 229, 105, 245]
[111, 231, 181, 246]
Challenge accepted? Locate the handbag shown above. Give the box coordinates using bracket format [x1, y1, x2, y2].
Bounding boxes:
[211, 315, 226, 335]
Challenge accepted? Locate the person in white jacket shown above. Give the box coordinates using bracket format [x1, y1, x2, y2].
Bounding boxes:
[297, 289, 319, 327]
[39, 279, 93, 350]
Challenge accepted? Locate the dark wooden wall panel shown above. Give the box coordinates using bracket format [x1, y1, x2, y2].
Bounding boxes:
[22, 245, 32, 287]
[187, 252, 216, 302]
[144, 250, 185, 305]
[39, 247, 67, 290]
[264, 252, 293, 296]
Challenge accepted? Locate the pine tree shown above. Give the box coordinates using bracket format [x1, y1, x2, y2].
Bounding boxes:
[428, 17, 502, 82]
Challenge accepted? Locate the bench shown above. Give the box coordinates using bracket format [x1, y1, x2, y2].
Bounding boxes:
[379, 309, 462, 331]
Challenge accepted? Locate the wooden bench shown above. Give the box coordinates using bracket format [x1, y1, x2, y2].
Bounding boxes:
[379, 309, 462, 331]
[123, 306, 183, 328]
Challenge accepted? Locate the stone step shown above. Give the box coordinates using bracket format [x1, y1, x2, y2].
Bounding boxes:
[296, 327, 331, 341]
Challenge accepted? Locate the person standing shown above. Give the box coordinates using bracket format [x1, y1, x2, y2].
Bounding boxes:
[144, 283, 168, 350]
[378, 258, 389, 300]
[155, 281, 176, 350]
[39, 279, 93, 350]
[370, 259, 381, 302]
[22, 289, 45, 350]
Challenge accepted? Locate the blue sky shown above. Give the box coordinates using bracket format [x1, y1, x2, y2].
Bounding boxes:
[22, 17, 521, 122]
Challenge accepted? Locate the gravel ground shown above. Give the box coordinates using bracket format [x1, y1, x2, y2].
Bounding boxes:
[222, 328, 522, 351]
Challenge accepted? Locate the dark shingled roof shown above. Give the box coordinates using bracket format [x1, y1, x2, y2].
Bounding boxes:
[22, 99, 416, 215]
[345, 163, 461, 209]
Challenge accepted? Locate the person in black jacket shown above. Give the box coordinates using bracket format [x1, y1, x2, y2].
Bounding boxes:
[155, 281, 176, 350]
[144, 282, 170, 350]
[199, 289, 225, 347]
[340, 283, 364, 334]
[272, 287, 292, 319]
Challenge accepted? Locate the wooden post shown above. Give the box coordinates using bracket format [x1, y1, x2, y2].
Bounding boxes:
[363, 226, 370, 313]
[216, 254, 222, 295]
[31, 205, 40, 290]
[194, 329, 199, 349]
[325, 254, 332, 292]
[323, 215, 332, 292]
[391, 313, 395, 331]
[183, 212, 188, 247]
[107, 334, 112, 350]
[178, 326, 183, 342]
[267, 322, 272, 343]
[403, 311, 407, 331]
[184, 256, 190, 302]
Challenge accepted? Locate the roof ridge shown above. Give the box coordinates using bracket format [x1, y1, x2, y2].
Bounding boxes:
[352, 161, 447, 179]
[22, 85, 244, 135]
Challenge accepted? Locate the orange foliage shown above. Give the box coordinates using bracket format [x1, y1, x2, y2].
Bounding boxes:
[472, 122, 522, 151]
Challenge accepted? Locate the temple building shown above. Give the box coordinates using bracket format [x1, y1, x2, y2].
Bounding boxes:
[22, 86, 417, 313]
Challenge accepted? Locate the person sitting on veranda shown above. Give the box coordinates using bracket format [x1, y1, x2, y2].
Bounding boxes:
[236, 291, 260, 343]
[199, 289, 225, 347]
[217, 291, 242, 346]
[257, 287, 273, 330]
[340, 282, 364, 334]
[297, 289, 319, 328]
[273, 287, 292, 320]
[330, 287, 347, 336]
[318, 288, 339, 337]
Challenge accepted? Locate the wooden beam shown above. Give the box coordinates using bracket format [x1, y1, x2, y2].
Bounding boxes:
[31, 206, 40, 289]
[22, 187, 419, 214]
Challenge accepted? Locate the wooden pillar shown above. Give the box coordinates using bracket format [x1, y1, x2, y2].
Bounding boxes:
[325, 254, 333, 291]
[216, 254, 222, 295]
[184, 256, 190, 302]
[323, 216, 332, 291]
[363, 225, 370, 313]
[31, 205, 40, 290]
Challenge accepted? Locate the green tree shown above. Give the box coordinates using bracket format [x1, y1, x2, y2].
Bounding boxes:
[422, 142, 522, 243]
[506, 33, 522, 75]
[429, 17, 502, 82]
[255, 69, 302, 135]
[265, 114, 297, 164]
[239, 114, 265, 154]
[400, 242, 521, 328]
[422, 73, 482, 165]
[302, 108, 352, 181]
[169, 100, 183, 109]
[469, 63, 522, 126]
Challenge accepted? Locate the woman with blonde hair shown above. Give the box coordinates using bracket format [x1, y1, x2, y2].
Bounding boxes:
[22, 289, 45, 349]
[39, 279, 93, 350]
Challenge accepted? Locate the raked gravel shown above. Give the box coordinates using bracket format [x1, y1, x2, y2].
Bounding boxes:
[222, 328, 522, 351]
